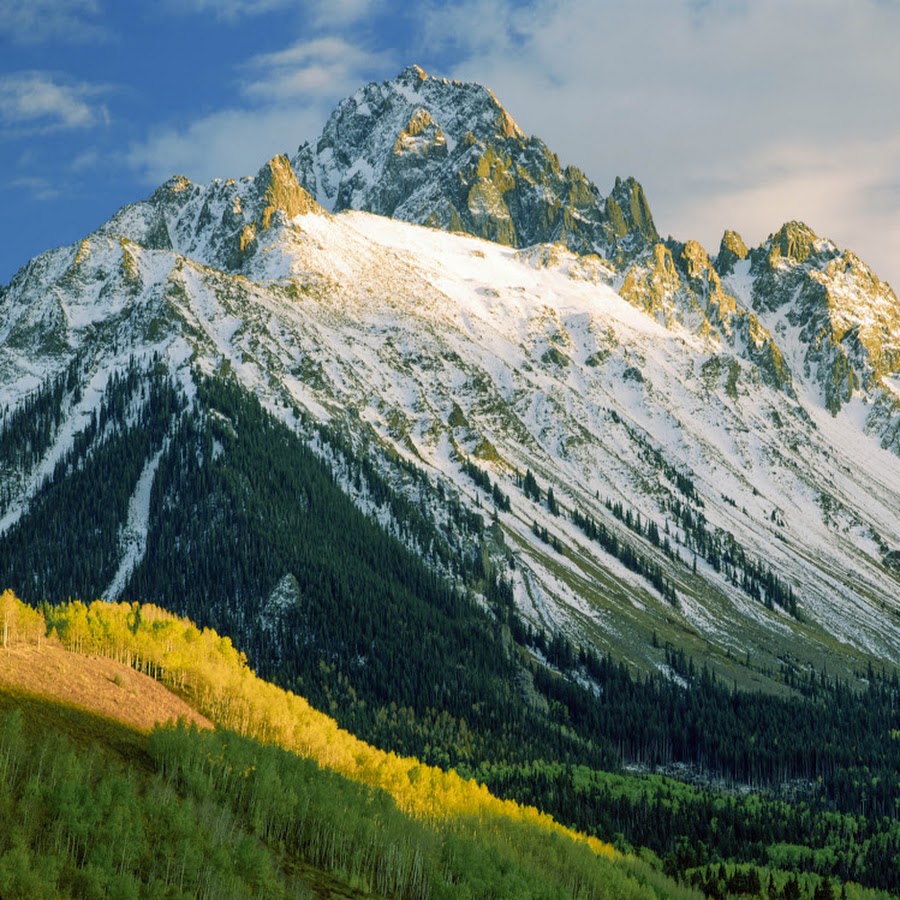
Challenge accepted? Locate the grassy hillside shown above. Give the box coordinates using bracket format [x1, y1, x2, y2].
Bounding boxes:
[2, 591, 897, 898]
[0, 643, 211, 735]
[0, 590, 693, 899]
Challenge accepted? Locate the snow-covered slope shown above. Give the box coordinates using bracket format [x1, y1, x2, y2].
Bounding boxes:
[2, 168, 900, 686]
[2, 69, 900, 691]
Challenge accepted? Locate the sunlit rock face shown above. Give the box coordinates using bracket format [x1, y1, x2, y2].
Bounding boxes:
[291, 65, 657, 263]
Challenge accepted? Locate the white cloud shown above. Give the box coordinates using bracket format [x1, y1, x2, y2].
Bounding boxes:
[162, 0, 380, 25]
[416, 0, 900, 288]
[0, 0, 108, 44]
[241, 36, 393, 101]
[160, 0, 291, 20]
[4, 176, 61, 202]
[312, 0, 383, 27]
[126, 107, 317, 185]
[0, 73, 110, 134]
[127, 38, 393, 186]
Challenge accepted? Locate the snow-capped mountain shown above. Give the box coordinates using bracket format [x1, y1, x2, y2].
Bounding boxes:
[2, 67, 900, 694]
[292, 65, 658, 265]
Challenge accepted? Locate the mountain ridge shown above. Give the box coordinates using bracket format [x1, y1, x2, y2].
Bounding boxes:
[2, 65, 900, 900]
[1, 65, 900, 697]
[292, 64, 659, 265]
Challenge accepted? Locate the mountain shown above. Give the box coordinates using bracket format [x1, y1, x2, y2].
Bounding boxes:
[2, 64, 900, 789]
[3, 63, 900, 895]
[292, 64, 658, 264]
[292, 67, 900, 451]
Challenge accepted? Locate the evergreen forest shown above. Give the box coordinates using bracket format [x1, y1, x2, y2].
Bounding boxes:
[1, 364, 899, 898]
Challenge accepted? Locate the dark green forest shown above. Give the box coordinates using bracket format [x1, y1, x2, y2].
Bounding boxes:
[1, 363, 899, 897]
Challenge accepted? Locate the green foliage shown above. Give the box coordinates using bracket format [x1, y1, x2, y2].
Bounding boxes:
[0, 599, 701, 899]
[474, 661, 900, 896]
[0, 707, 292, 898]
[148, 723, 664, 900]
[482, 760, 900, 895]
[0, 699, 691, 898]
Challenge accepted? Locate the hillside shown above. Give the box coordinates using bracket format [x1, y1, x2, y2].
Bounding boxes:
[0, 591, 698, 899]
[0, 643, 212, 735]
[2, 592, 897, 898]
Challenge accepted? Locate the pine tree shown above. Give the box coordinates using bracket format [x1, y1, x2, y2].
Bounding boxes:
[546, 486, 559, 516]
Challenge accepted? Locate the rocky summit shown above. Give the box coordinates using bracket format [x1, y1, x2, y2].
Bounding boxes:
[292, 65, 658, 264]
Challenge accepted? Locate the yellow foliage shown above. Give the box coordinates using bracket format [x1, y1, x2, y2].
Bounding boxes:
[0, 589, 45, 649]
[20, 593, 617, 863]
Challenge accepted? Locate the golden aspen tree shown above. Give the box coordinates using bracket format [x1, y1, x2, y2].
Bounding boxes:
[0, 589, 17, 649]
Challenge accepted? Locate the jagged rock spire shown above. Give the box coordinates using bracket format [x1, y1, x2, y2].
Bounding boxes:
[291, 67, 656, 264]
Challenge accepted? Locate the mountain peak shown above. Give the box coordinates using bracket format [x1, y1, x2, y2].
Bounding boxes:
[398, 63, 429, 83]
[767, 220, 829, 266]
[715, 229, 749, 276]
[389, 65, 522, 137]
[253, 154, 321, 231]
[608, 175, 659, 245]
[291, 67, 653, 261]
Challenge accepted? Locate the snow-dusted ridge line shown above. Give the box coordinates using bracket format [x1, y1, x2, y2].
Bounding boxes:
[4, 205, 900, 674]
[2, 70, 900, 684]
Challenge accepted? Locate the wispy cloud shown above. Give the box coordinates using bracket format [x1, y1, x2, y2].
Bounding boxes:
[7, 176, 57, 198]
[127, 106, 323, 186]
[127, 38, 392, 186]
[673, 137, 900, 283]
[0, 0, 109, 44]
[311, 0, 383, 27]
[4, 176, 61, 202]
[162, 0, 380, 25]
[416, 0, 900, 288]
[69, 149, 102, 172]
[160, 0, 290, 20]
[0, 72, 110, 135]
[241, 36, 393, 101]
[419, 0, 531, 58]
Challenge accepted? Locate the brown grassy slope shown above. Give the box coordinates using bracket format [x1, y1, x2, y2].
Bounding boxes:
[0, 642, 212, 733]
[0, 644, 381, 897]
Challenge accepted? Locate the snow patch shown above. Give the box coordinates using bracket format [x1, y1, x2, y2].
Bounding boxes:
[103, 446, 165, 600]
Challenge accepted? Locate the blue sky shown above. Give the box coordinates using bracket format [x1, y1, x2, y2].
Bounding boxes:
[3, 0, 900, 290]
